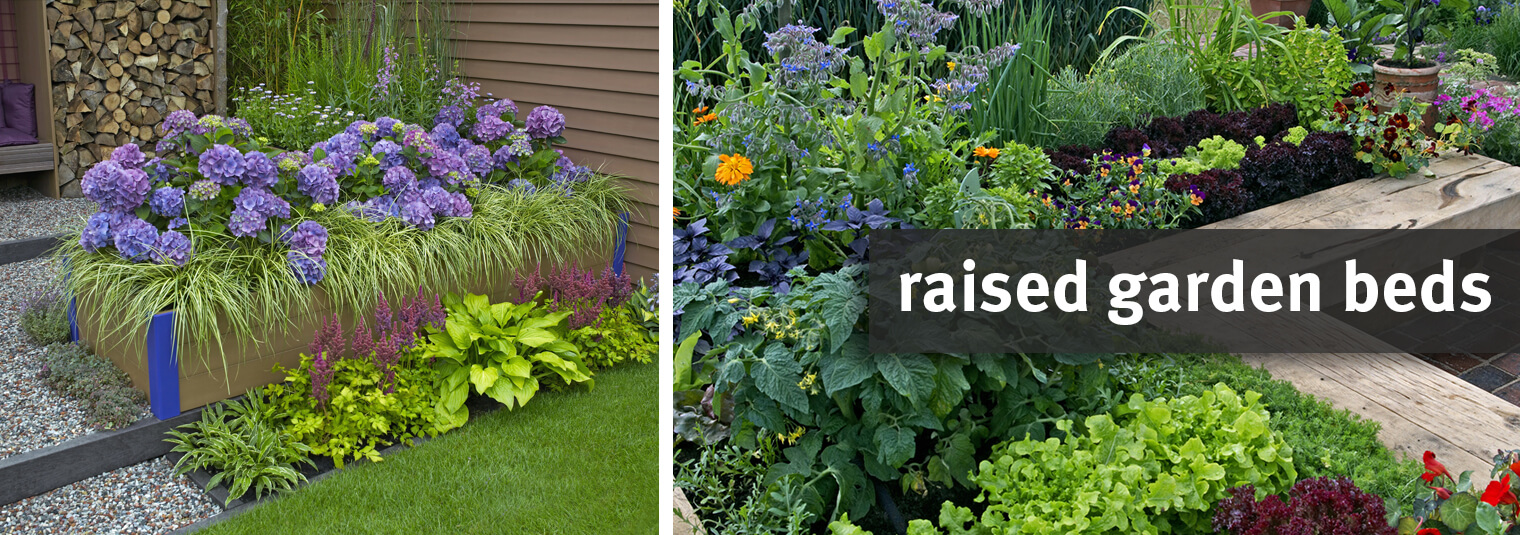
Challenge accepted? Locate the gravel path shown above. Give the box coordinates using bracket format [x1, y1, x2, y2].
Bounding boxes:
[0, 257, 93, 459]
[0, 187, 93, 242]
[0, 457, 220, 534]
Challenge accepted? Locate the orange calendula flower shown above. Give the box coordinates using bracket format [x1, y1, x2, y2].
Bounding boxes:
[693, 106, 710, 114]
[693, 113, 718, 126]
[672, 207, 681, 219]
[973, 146, 1000, 159]
[715, 153, 754, 186]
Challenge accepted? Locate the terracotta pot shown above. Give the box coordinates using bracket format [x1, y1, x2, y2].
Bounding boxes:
[1250, 0, 1311, 27]
[1373, 58, 1443, 134]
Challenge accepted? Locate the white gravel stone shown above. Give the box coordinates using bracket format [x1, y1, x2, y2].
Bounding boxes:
[0, 457, 220, 534]
[0, 258, 95, 459]
[0, 186, 94, 242]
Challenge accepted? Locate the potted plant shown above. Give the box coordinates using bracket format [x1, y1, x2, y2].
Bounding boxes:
[1250, 0, 1313, 27]
[1372, 0, 1470, 104]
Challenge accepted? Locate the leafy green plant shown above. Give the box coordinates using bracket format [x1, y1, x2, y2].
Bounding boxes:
[965, 0, 1053, 147]
[19, 282, 71, 346]
[1044, 42, 1204, 148]
[226, 0, 328, 95]
[165, 391, 314, 504]
[566, 306, 657, 369]
[934, 384, 1296, 535]
[1254, 25, 1355, 125]
[1381, 0, 1472, 66]
[1495, 4, 1520, 79]
[1398, 450, 1520, 535]
[1322, 0, 1401, 73]
[266, 344, 443, 467]
[1316, 87, 1446, 177]
[36, 343, 147, 429]
[1158, 135, 1248, 175]
[422, 292, 593, 432]
[676, 439, 809, 534]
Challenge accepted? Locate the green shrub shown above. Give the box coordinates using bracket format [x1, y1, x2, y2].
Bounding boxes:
[986, 142, 1057, 191]
[165, 390, 314, 504]
[265, 344, 444, 467]
[1494, 4, 1520, 79]
[1207, 25, 1354, 124]
[1112, 353, 1425, 513]
[936, 384, 1296, 535]
[568, 307, 657, 370]
[19, 284, 71, 346]
[1045, 42, 1204, 148]
[37, 343, 147, 429]
[676, 441, 810, 534]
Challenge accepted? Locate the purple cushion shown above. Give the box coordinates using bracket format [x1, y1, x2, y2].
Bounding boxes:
[2, 83, 35, 138]
[0, 127, 37, 147]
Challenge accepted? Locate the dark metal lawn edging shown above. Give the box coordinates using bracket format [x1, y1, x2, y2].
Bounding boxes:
[0, 409, 203, 507]
[0, 234, 63, 266]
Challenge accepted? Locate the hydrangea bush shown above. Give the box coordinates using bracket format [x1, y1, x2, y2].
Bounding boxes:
[76, 92, 590, 285]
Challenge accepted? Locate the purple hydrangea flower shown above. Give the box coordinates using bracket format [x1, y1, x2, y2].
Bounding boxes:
[434, 105, 466, 128]
[506, 179, 536, 194]
[477, 98, 518, 120]
[227, 118, 253, 139]
[242, 152, 279, 189]
[375, 117, 401, 137]
[472, 116, 511, 142]
[424, 150, 467, 181]
[297, 164, 340, 204]
[149, 187, 185, 217]
[371, 140, 405, 169]
[445, 192, 472, 218]
[383, 165, 417, 193]
[282, 220, 329, 258]
[398, 190, 435, 230]
[144, 158, 175, 185]
[198, 144, 247, 185]
[228, 208, 266, 238]
[188, 179, 221, 201]
[235, 188, 291, 219]
[168, 217, 188, 230]
[326, 132, 363, 159]
[346, 195, 400, 223]
[555, 155, 575, 172]
[323, 152, 358, 178]
[113, 217, 158, 262]
[430, 123, 461, 151]
[111, 144, 146, 169]
[161, 110, 197, 137]
[552, 164, 593, 184]
[80, 211, 114, 253]
[524, 106, 566, 139]
[288, 252, 327, 284]
[402, 126, 437, 153]
[463, 144, 493, 176]
[154, 230, 192, 266]
[81, 161, 152, 213]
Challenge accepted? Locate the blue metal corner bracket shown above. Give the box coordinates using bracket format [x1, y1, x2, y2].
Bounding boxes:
[67, 297, 79, 343]
[145, 310, 181, 419]
[613, 211, 630, 276]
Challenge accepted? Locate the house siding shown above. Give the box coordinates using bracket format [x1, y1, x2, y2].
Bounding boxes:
[451, 0, 658, 281]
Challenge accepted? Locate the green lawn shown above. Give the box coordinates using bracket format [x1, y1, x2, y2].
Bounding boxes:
[197, 363, 658, 535]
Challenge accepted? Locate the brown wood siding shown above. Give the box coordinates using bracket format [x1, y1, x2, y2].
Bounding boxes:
[452, 0, 658, 280]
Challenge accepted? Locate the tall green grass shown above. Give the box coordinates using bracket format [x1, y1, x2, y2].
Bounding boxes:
[965, 1, 1053, 146]
[281, 0, 457, 125]
[60, 177, 633, 381]
[226, 0, 328, 95]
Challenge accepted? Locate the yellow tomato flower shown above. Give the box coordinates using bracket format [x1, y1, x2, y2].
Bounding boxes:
[715, 153, 754, 186]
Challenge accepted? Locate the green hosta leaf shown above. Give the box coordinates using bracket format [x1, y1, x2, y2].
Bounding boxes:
[469, 364, 499, 393]
[445, 320, 475, 349]
[515, 327, 557, 348]
[435, 402, 468, 432]
[877, 354, 936, 405]
[752, 343, 808, 414]
[498, 357, 532, 379]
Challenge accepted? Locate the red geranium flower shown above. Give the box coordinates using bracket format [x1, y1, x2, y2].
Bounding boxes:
[1351, 82, 1371, 97]
[1482, 474, 1518, 507]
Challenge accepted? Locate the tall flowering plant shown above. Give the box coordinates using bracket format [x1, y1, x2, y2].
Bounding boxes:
[424, 79, 586, 189]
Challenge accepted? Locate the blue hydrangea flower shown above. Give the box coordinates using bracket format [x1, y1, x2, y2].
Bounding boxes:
[374, 117, 400, 137]
[326, 132, 363, 159]
[371, 140, 405, 169]
[524, 106, 566, 139]
[228, 208, 266, 237]
[168, 217, 188, 230]
[463, 144, 493, 176]
[154, 230, 192, 266]
[506, 179, 536, 194]
[144, 157, 176, 185]
[282, 220, 328, 258]
[424, 150, 467, 181]
[383, 165, 417, 193]
[434, 105, 466, 129]
[297, 164, 340, 204]
[242, 152, 279, 189]
[113, 217, 158, 262]
[149, 187, 185, 217]
[288, 252, 327, 284]
[160, 110, 197, 138]
[198, 144, 247, 185]
[235, 188, 291, 219]
[111, 144, 146, 169]
[398, 190, 435, 230]
[80, 211, 114, 253]
[430, 123, 461, 151]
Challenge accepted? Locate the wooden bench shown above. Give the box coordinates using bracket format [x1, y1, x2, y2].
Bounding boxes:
[0, 142, 55, 175]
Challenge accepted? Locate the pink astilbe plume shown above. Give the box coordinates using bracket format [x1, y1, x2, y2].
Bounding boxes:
[311, 350, 333, 408]
[513, 267, 544, 303]
[375, 291, 393, 332]
[373, 330, 402, 393]
[352, 321, 375, 361]
[309, 313, 346, 359]
[531, 263, 636, 329]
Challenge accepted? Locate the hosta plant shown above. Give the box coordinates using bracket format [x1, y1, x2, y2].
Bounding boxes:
[422, 292, 594, 432]
[165, 390, 314, 504]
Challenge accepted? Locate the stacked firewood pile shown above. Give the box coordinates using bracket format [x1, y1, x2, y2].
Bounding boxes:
[46, 0, 216, 195]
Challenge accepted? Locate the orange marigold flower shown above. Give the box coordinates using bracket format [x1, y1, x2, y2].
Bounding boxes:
[973, 146, 1000, 159]
[715, 153, 753, 186]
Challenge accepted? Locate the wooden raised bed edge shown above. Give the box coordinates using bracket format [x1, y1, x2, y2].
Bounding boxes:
[69, 215, 631, 420]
